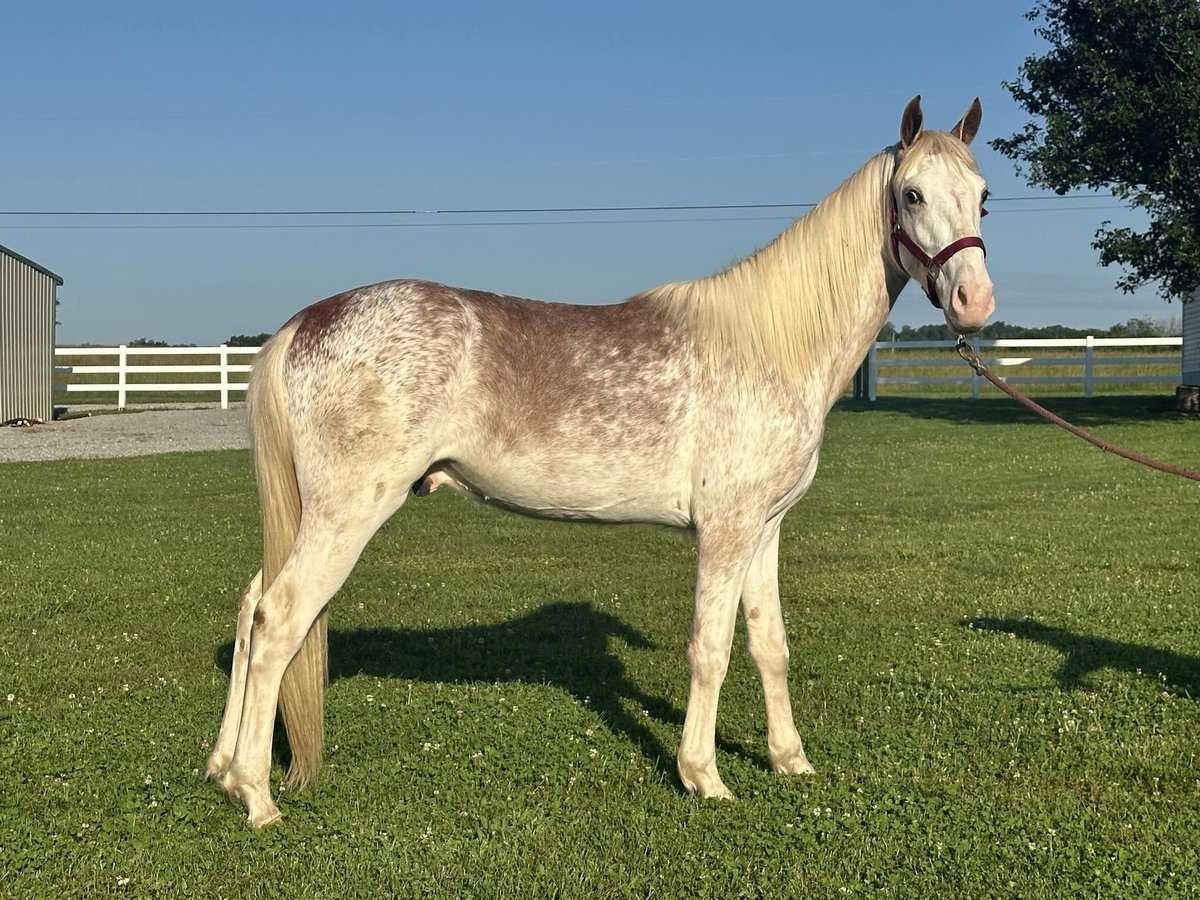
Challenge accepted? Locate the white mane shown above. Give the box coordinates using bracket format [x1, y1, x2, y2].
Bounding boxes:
[638, 132, 980, 391]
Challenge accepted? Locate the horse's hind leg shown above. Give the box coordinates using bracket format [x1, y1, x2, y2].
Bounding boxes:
[215, 499, 392, 826]
[677, 517, 762, 800]
[740, 521, 814, 776]
[206, 569, 264, 781]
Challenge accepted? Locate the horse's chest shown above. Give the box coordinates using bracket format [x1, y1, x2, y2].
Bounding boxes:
[696, 392, 822, 499]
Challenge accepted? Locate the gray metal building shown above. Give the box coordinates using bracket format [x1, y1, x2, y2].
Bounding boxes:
[1, 243, 64, 423]
[1184, 296, 1199, 388]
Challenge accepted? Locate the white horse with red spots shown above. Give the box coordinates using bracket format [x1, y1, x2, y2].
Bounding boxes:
[207, 96, 994, 825]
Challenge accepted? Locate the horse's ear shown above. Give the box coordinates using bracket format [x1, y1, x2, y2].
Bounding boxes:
[900, 95, 923, 148]
[950, 98, 982, 145]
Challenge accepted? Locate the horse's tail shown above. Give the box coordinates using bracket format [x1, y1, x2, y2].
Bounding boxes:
[247, 320, 328, 791]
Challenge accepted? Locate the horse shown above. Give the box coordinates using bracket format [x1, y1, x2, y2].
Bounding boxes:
[207, 96, 995, 826]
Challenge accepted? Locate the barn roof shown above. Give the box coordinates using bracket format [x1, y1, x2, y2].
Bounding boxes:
[0, 243, 64, 285]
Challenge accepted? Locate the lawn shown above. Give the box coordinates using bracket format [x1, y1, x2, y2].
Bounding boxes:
[0, 396, 1197, 897]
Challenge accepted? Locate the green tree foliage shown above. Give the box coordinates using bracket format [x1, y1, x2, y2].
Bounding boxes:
[226, 332, 273, 346]
[993, 0, 1200, 301]
[880, 317, 1180, 342]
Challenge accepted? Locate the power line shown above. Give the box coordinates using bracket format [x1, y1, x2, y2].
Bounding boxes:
[0, 215, 801, 230]
[0, 207, 1130, 231]
[0, 194, 1115, 218]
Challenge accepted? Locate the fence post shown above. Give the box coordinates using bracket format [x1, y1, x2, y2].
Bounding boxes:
[1084, 335, 1094, 398]
[971, 338, 981, 399]
[219, 344, 230, 409]
[117, 344, 128, 409]
[867, 342, 878, 402]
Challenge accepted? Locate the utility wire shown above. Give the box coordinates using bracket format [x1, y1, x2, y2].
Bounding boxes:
[0, 207, 1129, 231]
[0, 194, 1115, 218]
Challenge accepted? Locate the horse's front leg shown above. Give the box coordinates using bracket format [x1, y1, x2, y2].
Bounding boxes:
[206, 570, 263, 781]
[740, 520, 814, 776]
[677, 517, 761, 800]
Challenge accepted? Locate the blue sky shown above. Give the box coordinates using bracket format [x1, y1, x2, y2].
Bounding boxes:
[2, 1, 1178, 344]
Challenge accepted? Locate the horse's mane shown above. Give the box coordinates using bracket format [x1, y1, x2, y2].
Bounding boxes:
[636, 132, 978, 389]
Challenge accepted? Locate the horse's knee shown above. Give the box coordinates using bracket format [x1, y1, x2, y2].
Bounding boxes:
[747, 633, 790, 675]
[688, 634, 733, 686]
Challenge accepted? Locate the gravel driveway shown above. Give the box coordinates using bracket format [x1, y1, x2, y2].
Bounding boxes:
[0, 406, 251, 463]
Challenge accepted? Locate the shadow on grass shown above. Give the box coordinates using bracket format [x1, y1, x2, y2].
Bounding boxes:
[966, 617, 1200, 699]
[218, 601, 690, 778]
[836, 394, 1182, 427]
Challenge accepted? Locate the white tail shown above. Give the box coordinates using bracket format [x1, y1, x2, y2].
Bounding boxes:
[248, 323, 328, 790]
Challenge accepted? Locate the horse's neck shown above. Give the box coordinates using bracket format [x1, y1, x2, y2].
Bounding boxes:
[706, 155, 902, 408]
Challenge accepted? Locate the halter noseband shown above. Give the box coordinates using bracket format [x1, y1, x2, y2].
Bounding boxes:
[889, 194, 987, 308]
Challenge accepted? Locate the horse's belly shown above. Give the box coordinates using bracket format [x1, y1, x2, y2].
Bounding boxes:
[432, 456, 692, 527]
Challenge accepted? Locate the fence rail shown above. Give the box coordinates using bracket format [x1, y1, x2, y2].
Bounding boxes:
[52, 337, 1183, 409]
[55, 345, 261, 409]
[866, 337, 1182, 400]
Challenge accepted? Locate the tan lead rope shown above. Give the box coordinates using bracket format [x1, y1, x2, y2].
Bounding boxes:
[953, 337, 1200, 483]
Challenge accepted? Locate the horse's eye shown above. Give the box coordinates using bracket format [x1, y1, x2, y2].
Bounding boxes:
[981, 189, 990, 205]
[903, 189, 922, 205]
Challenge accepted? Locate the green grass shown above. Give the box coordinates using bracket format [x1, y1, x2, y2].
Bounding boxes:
[1, 396, 1197, 897]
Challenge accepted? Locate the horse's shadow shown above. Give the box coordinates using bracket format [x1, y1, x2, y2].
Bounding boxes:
[217, 601, 695, 777]
[966, 617, 1200, 698]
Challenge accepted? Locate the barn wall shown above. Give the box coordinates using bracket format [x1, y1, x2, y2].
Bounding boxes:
[1184, 296, 1200, 387]
[0, 247, 62, 422]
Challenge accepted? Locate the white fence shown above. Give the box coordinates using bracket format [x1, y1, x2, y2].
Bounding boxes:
[52, 337, 1183, 409]
[867, 337, 1183, 400]
[55, 345, 261, 409]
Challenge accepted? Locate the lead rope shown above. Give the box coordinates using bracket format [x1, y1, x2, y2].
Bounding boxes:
[953, 336, 1200, 483]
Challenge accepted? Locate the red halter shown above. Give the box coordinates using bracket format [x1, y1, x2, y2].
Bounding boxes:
[889, 194, 987, 308]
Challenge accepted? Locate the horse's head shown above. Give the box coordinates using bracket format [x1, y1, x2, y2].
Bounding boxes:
[890, 96, 995, 335]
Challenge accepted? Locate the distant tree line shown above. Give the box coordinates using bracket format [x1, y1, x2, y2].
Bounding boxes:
[226, 333, 274, 346]
[127, 337, 195, 347]
[121, 333, 271, 347]
[877, 316, 1181, 342]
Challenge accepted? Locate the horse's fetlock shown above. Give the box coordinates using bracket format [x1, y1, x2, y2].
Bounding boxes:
[203, 751, 230, 783]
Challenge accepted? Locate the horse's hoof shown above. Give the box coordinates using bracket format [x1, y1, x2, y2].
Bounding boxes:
[225, 779, 283, 826]
[678, 761, 735, 800]
[248, 804, 283, 828]
[770, 747, 816, 776]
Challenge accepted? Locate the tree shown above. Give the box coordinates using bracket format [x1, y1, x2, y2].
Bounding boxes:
[993, 0, 1200, 301]
[226, 332, 273, 347]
